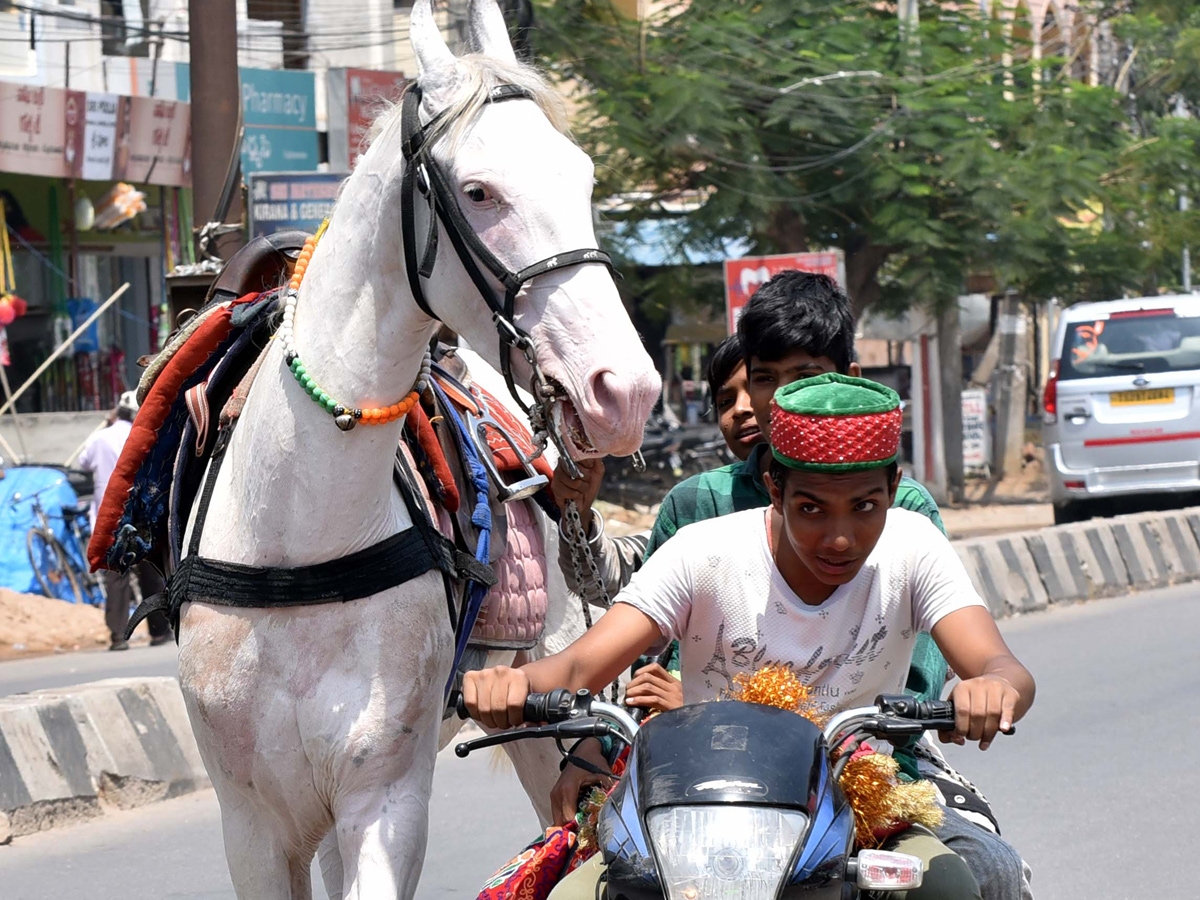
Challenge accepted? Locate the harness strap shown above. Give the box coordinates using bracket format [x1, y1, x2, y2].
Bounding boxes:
[126, 418, 495, 642]
[184, 383, 211, 457]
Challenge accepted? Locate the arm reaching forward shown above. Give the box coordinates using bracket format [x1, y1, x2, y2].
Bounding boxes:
[462, 603, 664, 730]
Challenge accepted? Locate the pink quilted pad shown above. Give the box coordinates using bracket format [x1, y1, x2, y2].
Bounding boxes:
[473, 498, 548, 648]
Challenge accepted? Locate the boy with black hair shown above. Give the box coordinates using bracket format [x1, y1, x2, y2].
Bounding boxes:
[467, 374, 1036, 900]
[548, 272, 1033, 900]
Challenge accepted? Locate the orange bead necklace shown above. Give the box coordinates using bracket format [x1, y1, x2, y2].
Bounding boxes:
[279, 226, 431, 432]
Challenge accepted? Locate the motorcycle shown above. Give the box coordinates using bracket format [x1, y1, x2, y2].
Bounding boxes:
[455, 690, 964, 898]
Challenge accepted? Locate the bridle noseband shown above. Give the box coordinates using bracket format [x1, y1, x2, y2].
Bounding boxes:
[399, 82, 617, 478]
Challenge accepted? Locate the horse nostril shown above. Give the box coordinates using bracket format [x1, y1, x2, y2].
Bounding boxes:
[587, 368, 623, 418]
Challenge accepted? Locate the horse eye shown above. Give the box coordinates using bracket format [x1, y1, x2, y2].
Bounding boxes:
[464, 183, 491, 204]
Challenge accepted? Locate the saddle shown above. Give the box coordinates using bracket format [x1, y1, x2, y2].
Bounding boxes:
[89, 232, 309, 576]
[418, 347, 555, 651]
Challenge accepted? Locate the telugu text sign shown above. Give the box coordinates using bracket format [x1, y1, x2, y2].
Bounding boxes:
[723, 251, 846, 335]
[115, 96, 191, 187]
[0, 83, 71, 178]
[81, 92, 120, 181]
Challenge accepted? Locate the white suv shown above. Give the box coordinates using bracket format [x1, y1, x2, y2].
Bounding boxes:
[1044, 295, 1200, 524]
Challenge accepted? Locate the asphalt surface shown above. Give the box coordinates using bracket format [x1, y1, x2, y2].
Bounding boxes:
[2, 585, 1197, 899]
[0, 641, 178, 697]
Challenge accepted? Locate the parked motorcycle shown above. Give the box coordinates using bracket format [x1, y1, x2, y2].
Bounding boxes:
[456, 690, 961, 897]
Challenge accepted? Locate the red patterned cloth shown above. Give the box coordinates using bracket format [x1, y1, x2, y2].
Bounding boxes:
[476, 750, 629, 900]
[477, 826, 578, 900]
[88, 294, 260, 572]
[769, 404, 902, 468]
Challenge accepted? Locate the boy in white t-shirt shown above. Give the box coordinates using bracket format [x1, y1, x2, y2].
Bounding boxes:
[464, 374, 1035, 900]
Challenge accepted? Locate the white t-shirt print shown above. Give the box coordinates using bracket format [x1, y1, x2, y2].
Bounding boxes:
[616, 507, 986, 718]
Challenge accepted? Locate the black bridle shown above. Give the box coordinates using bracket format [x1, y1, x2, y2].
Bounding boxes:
[399, 81, 617, 465]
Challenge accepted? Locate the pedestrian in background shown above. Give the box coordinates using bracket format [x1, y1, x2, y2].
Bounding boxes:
[77, 391, 173, 651]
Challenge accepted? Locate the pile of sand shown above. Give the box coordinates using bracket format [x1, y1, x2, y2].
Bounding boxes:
[0, 588, 109, 657]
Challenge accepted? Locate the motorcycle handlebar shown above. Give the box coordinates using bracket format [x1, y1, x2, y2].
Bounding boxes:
[450, 688, 587, 725]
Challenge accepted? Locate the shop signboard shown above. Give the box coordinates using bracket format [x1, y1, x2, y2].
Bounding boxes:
[962, 387, 991, 472]
[248, 172, 346, 239]
[176, 64, 319, 174]
[723, 250, 845, 335]
[0, 83, 73, 178]
[0, 81, 191, 185]
[81, 92, 120, 181]
[326, 68, 407, 171]
[115, 96, 191, 186]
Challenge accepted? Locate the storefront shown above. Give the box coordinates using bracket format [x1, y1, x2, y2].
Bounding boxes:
[0, 83, 191, 416]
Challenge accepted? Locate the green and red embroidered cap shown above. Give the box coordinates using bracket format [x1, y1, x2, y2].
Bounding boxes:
[770, 373, 902, 472]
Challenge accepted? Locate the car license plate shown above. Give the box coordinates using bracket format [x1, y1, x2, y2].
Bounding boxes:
[1110, 388, 1175, 406]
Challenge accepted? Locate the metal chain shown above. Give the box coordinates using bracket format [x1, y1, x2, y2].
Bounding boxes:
[562, 496, 620, 704]
[515, 332, 620, 703]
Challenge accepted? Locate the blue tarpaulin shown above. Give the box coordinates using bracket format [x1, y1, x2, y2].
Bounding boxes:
[0, 466, 89, 602]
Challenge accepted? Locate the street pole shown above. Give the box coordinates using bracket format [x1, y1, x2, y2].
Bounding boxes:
[1176, 95, 1192, 293]
[938, 301, 964, 503]
[1182, 191, 1192, 294]
[993, 289, 1028, 482]
[187, 0, 243, 267]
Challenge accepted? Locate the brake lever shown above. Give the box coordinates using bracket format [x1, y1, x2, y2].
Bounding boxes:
[454, 720, 622, 758]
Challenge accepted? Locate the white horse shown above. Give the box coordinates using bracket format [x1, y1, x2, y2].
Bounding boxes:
[175, 2, 658, 897]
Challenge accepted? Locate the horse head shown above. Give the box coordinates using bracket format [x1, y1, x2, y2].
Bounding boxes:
[391, 0, 659, 459]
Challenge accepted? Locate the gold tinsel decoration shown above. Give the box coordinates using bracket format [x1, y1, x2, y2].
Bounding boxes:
[576, 785, 610, 853]
[839, 752, 944, 847]
[727, 664, 826, 724]
[726, 665, 943, 847]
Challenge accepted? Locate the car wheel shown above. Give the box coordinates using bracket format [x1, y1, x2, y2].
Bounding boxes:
[1053, 501, 1089, 525]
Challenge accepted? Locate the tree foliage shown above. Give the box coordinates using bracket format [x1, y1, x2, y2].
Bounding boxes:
[532, 0, 1200, 311]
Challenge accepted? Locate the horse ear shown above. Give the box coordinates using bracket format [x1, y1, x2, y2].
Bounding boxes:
[411, 0, 455, 76]
[468, 0, 518, 64]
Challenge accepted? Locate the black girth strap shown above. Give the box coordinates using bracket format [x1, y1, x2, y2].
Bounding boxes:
[124, 428, 495, 640]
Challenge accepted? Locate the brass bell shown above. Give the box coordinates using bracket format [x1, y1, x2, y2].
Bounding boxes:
[334, 414, 356, 432]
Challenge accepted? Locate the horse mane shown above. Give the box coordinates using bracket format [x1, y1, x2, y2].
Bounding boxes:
[366, 54, 571, 158]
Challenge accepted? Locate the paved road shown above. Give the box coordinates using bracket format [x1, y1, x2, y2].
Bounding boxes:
[0, 642, 177, 697]
[2, 585, 1197, 899]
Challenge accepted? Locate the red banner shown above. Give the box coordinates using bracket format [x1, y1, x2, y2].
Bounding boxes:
[347, 69, 407, 168]
[723, 251, 845, 335]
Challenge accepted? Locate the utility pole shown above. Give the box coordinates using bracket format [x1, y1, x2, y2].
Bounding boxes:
[1175, 94, 1192, 293]
[938, 301, 965, 503]
[993, 289, 1028, 482]
[187, 0, 243, 267]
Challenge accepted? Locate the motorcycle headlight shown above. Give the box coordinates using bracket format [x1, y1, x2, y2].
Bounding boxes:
[646, 805, 808, 900]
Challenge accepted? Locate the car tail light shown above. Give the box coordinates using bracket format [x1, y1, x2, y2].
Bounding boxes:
[1064, 480, 1086, 490]
[1043, 362, 1058, 421]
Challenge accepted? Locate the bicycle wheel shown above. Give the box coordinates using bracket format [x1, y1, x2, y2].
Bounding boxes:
[27, 529, 84, 604]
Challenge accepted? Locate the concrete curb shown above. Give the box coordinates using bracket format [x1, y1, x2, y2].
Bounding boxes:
[0, 677, 208, 840]
[957, 504, 1200, 615]
[955, 535, 1048, 618]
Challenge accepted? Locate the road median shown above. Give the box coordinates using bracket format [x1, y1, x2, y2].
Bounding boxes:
[0, 677, 207, 842]
[956, 503, 1200, 614]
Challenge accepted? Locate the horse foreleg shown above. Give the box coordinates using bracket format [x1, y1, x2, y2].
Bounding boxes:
[219, 792, 315, 900]
[333, 768, 437, 900]
[317, 831, 345, 900]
